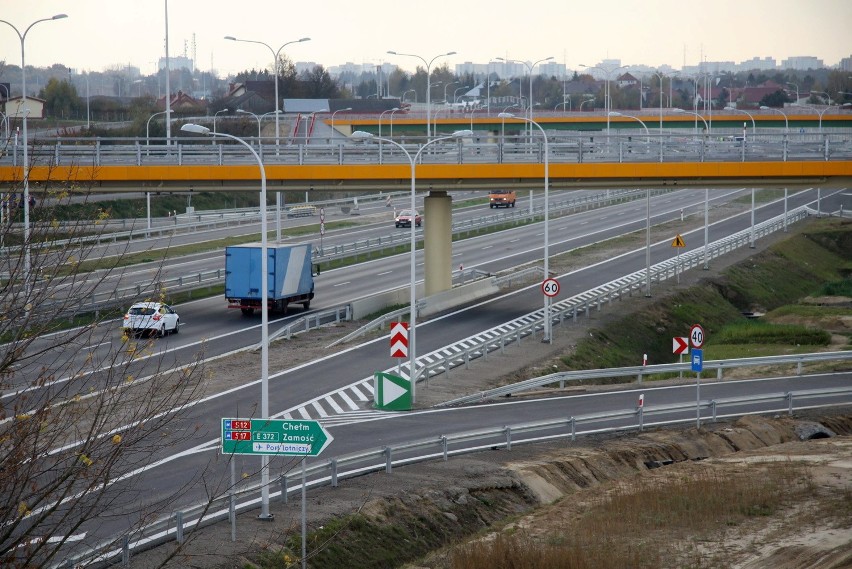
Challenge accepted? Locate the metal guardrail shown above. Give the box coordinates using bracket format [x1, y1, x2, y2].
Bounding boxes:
[62, 379, 852, 568]
[260, 305, 353, 347]
[438, 351, 852, 407]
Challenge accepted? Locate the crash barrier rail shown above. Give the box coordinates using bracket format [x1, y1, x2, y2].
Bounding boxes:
[68, 188, 651, 313]
[438, 351, 852, 407]
[259, 305, 353, 347]
[390, 206, 810, 384]
[7, 130, 852, 170]
[60, 380, 852, 568]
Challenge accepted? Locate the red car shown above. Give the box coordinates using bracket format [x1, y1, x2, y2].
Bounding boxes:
[394, 210, 422, 228]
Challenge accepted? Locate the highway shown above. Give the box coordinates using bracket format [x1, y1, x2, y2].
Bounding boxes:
[4, 183, 849, 564]
[4, 186, 845, 406]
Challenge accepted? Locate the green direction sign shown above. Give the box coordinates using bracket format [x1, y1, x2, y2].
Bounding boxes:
[221, 418, 333, 457]
[374, 372, 411, 411]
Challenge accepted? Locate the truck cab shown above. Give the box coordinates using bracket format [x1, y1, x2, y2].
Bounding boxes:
[489, 190, 516, 208]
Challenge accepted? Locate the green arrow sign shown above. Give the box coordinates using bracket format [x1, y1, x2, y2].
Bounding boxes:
[374, 372, 411, 411]
[221, 418, 333, 457]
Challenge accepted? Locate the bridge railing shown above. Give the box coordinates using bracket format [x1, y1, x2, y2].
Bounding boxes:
[5, 131, 851, 169]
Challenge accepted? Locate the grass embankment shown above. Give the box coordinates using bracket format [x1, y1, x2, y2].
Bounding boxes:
[562, 218, 851, 377]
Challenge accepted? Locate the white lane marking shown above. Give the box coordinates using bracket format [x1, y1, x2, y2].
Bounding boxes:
[377, 271, 392, 276]
[296, 407, 312, 420]
[333, 282, 351, 287]
[580, 221, 589, 225]
[326, 395, 345, 414]
[482, 245, 493, 250]
[338, 390, 359, 410]
[509, 238, 520, 243]
[311, 400, 329, 418]
[350, 384, 368, 401]
[81, 341, 112, 350]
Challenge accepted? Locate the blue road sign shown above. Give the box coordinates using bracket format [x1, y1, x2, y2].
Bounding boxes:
[691, 348, 704, 372]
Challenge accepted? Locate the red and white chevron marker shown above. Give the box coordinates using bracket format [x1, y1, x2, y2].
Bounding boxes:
[390, 322, 409, 358]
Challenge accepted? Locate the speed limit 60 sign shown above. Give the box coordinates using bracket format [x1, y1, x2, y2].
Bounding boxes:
[541, 278, 560, 298]
[689, 324, 705, 348]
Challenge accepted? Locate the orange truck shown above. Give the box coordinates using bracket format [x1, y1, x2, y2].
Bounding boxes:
[488, 189, 516, 208]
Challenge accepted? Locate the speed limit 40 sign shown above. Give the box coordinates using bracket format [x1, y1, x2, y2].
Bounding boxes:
[541, 278, 560, 298]
[689, 324, 705, 348]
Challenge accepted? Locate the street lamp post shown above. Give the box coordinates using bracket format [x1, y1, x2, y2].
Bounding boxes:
[497, 56, 553, 138]
[0, 12, 68, 296]
[350, 129, 473, 402]
[146, 109, 173, 151]
[213, 108, 229, 133]
[180, 123, 273, 520]
[443, 81, 458, 104]
[453, 85, 470, 104]
[787, 83, 799, 103]
[237, 109, 262, 140]
[672, 108, 710, 268]
[724, 106, 755, 135]
[330, 107, 352, 136]
[498, 113, 551, 342]
[401, 89, 416, 103]
[760, 105, 789, 132]
[389, 107, 400, 139]
[580, 63, 628, 135]
[387, 50, 456, 138]
[225, 35, 310, 153]
[810, 90, 832, 105]
[379, 107, 399, 162]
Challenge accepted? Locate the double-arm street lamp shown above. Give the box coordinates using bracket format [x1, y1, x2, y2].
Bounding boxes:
[580, 63, 628, 135]
[350, 129, 473, 401]
[225, 35, 310, 152]
[0, 13, 68, 295]
[387, 50, 456, 138]
[497, 56, 553, 136]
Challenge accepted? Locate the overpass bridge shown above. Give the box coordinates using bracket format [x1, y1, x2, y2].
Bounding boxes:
[1, 113, 850, 192]
[1, 115, 850, 298]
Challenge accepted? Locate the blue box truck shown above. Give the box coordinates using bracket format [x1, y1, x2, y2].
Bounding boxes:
[225, 243, 315, 316]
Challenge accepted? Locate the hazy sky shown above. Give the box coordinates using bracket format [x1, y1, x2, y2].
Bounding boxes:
[1, 0, 850, 77]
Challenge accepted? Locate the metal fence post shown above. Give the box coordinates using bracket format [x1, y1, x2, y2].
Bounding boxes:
[122, 535, 130, 566]
[441, 436, 448, 461]
[569, 417, 576, 442]
[175, 511, 184, 544]
[330, 458, 338, 487]
[638, 407, 644, 432]
[786, 392, 793, 415]
[384, 447, 392, 473]
[505, 426, 512, 451]
[280, 474, 288, 504]
[711, 400, 717, 422]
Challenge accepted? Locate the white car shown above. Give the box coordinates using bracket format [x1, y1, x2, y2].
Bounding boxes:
[122, 302, 180, 337]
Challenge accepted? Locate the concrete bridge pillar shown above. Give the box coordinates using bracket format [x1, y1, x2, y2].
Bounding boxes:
[424, 191, 453, 296]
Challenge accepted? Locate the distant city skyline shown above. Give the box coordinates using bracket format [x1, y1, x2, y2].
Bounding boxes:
[1, 0, 850, 81]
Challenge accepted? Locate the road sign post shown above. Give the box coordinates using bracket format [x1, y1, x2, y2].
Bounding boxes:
[221, 418, 333, 457]
[672, 233, 685, 284]
[692, 348, 704, 428]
